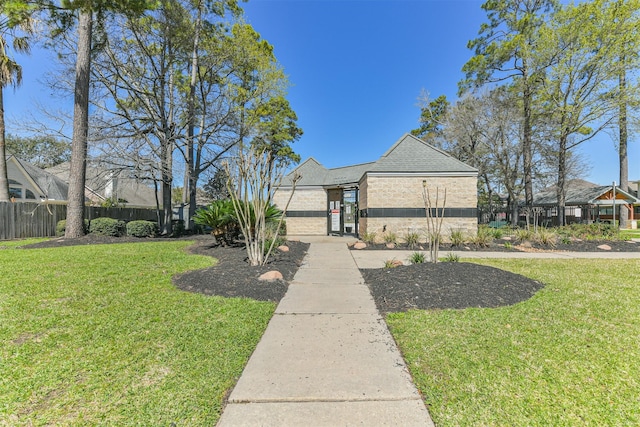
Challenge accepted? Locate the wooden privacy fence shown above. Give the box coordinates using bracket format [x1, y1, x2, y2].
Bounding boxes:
[0, 202, 159, 240]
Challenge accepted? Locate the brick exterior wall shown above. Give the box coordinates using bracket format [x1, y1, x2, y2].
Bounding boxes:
[359, 174, 477, 241]
[274, 187, 326, 211]
[274, 187, 327, 235]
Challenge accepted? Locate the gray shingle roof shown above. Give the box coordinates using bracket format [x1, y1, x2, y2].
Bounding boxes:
[369, 134, 478, 174]
[281, 133, 477, 187]
[13, 157, 69, 200]
[533, 180, 640, 206]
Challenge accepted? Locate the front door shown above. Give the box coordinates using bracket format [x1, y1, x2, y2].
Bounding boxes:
[326, 188, 358, 236]
[327, 189, 343, 235]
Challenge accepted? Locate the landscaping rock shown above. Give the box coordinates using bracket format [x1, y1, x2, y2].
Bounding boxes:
[386, 243, 396, 249]
[353, 242, 367, 250]
[278, 245, 290, 252]
[597, 244, 611, 251]
[259, 271, 283, 281]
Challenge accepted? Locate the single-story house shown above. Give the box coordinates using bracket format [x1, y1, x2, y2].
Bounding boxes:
[274, 133, 478, 240]
[5, 155, 69, 202]
[46, 161, 158, 208]
[531, 179, 640, 225]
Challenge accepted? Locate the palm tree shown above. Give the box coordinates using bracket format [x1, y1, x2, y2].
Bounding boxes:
[0, 10, 33, 201]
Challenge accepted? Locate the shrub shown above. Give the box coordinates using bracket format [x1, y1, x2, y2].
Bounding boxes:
[442, 252, 460, 262]
[383, 232, 398, 245]
[504, 242, 513, 250]
[172, 220, 186, 236]
[409, 251, 426, 264]
[126, 220, 158, 238]
[56, 219, 89, 236]
[194, 199, 283, 245]
[403, 231, 420, 249]
[535, 228, 557, 247]
[490, 227, 504, 239]
[361, 231, 377, 244]
[450, 229, 465, 247]
[193, 200, 238, 245]
[514, 228, 534, 242]
[89, 217, 126, 237]
[471, 227, 493, 247]
[384, 259, 400, 269]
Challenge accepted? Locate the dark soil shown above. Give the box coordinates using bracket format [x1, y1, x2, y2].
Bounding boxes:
[175, 239, 310, 302]
[27, 233, 634, 313]
[361, 262, 544, 314]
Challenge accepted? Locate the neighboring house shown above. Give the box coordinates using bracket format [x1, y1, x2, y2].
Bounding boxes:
[46, 161, 159, 208]
[274, 133, 478, 238]
[531, 179, 640, 225]
[5, 155, 69, 202]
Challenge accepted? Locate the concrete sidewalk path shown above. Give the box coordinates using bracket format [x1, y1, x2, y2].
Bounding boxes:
[217, 239, 434, 426]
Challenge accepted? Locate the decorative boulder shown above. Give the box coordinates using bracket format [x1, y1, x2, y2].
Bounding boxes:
[597, 244, 611, 251]
[259, 271, 283, 281]
[353, 242, 367, 250]
[386, 243, 396, 249]
[278, 245, 290, 252]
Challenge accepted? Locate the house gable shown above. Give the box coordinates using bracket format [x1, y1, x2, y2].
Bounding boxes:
[6, 156, 69, 201]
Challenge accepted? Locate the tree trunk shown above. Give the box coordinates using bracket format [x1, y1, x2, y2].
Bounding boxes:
[185, 1, 203, 231]
[66, 10, 93, 238]
[160, 137, 173, 235]
[522, 68, 534, 227]
[0, 87, 10, 201]
[557, 135, 567, 227]
[618, 64, 629, 228]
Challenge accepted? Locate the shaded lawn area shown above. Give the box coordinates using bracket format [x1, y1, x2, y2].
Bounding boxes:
[0, 241, 275, 426]
[388, 258, 640, 426]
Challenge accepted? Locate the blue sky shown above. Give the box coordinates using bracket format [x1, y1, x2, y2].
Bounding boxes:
[4, 0, 638, 186]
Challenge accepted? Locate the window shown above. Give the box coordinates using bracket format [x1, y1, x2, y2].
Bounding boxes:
[9, 187, 22, 199]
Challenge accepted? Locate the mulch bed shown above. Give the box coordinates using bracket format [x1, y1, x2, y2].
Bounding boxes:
[25, 234, 634, 313]
[175, 239, 310, 302]
[361, 262, 544, 314]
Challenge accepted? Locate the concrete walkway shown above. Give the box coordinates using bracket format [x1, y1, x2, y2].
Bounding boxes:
[217, 237, 434, 426]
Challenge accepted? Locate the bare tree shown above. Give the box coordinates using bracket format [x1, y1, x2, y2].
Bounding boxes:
[422, 181, 446, 264]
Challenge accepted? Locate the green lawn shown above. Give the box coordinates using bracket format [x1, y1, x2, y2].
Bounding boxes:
[620, 229, 640, 239]
[388, 258, 640, 426]
[0, 241, 275, 426]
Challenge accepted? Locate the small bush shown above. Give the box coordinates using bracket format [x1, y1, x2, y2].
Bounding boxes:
[383, 232, 398, 244]
[491, 227, 504, 239]
[442, 252, 460, 262]
[450, 229, 465, 247]
[404, 231, 420, 249]
[384, 259, 400, 269]
[89, 217, 126, 237]
[126, 220, 158, 238]
[361, 231, 377, 244]
[535, 228, 557, 247]
[471, 227, 493, 247]
[172, 220, 186, 237]
[514, 228, 534, 242]
[409, 251, 426, 264]
[56, 219, 89, 236]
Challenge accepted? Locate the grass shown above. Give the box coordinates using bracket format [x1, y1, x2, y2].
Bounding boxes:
[0, 238, 50, 249]
[387, 259, 640, 426]
[0, 241, 275, 425]
[620, 229, 640, 239]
